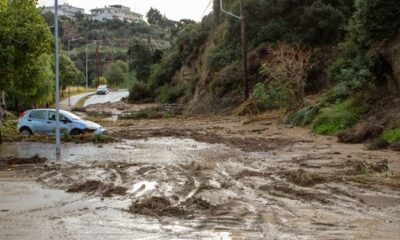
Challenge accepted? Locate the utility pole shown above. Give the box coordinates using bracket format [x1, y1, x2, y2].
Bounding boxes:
[67, 37, 83, 105]
[67, 39, 71, 106]
[85, 44, 89, 89]
[54, 0, 61, 159]
[95, 40, 100, 87]
[220, 0, 249, 100]
[240, 0, 249, 100]
[127, 55, 130, 89]
[85, 42, 96, 89]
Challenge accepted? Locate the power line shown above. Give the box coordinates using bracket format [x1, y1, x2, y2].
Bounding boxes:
[200, 0, 213, 20]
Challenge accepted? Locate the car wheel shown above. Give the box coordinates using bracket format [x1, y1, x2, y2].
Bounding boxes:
[70, 128, 82, 135]
[20, 127, 32, 136]
[70, 129, 82, 136]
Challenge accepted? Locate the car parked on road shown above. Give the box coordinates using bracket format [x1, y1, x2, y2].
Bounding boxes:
[17, 109, 105, 136]
[96, 85, 109, 95]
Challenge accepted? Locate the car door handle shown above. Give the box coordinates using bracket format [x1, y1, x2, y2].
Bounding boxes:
[47, 121, 52, 124]
[28, 119, 32, 122]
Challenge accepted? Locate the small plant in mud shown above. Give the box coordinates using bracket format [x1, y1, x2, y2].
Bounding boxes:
[285, 169, 327, 187]
[128, 196, 189, 218]
[353, 160, 389, 175]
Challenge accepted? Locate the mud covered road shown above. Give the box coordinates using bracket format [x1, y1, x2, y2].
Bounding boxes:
[1, 115, 400, 239]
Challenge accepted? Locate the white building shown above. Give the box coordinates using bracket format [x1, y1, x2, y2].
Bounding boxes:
[90, 5, 143, 23]
[42, 4, 84, 20]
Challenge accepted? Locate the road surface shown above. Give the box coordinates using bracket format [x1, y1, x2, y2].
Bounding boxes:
[60, 92, 94, 110]
[83, 90, 129, 107]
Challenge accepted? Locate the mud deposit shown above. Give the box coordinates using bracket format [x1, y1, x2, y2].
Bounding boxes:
[1, 136, 400, 239]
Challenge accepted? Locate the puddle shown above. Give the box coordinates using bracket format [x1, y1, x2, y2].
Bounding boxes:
[0, 137, 234, 164]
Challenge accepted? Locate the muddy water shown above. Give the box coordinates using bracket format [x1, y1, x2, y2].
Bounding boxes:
[1, 138, 400, 239]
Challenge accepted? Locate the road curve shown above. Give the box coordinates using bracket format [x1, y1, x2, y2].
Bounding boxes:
[60, 92, 94, 110]
[83, 90, 129, 107]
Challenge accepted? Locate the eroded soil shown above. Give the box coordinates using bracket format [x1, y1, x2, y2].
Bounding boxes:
[1, 115, 400, 239]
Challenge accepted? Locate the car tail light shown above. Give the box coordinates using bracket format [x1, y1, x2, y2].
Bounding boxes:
[19, 111, 26, 118]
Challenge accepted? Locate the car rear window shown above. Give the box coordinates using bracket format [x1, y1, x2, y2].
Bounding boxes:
[29, 110, 46, 120]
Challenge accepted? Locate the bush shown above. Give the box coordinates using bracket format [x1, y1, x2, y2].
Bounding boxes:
[312, 99, 363, 135]
[381, 127, 400, 144]
[206, 46, 239, 72]
[287, 102, 324, 126]
[128, 82, 153, 103]
[252, 82, 290, 110]
[354, 0, 400, 43]
[156, 84, 186, 103]
[147, 52, 182, 90]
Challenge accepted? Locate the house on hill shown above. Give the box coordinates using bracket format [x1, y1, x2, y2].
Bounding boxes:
[90, 5, 144, 23]
[42, 4, 84, 20]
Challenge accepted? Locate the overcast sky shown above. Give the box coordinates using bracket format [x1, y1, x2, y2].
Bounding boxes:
[38, 0, 213, 21]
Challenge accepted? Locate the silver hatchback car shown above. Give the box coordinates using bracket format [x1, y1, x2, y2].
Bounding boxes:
[17, 109, 105, 136]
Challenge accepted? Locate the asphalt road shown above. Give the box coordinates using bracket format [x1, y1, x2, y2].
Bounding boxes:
[83, 90, 129, 107]
[60, 92, 94, 110]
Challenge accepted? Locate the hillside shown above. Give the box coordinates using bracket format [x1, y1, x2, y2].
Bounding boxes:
[127, 0, 400, 150]
[41, 12, 173, 87]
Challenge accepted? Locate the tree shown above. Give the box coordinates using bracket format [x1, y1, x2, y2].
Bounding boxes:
[260, 44, 312, 110]
[128, 40, 153, 81]
[114, 60, 128, 73]
[355, 0, 400, 42]
[146, 7, 163, 25]
[0, 0, 52, 110]
[60, 53, 83, 92]
[98, 77, 107, 86]
[104, 63, 126, 88]
[74, 12, 85, 22]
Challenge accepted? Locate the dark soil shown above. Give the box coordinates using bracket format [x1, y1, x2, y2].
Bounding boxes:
[352, 159, 389, 174]
[102, 185, 128, 197]
[67, 180, 105, 193]
[128, 196, 189, 218]
[0, 154, 46, 167]
[283, 169, 327, 187]
[112, 128, 301, 152]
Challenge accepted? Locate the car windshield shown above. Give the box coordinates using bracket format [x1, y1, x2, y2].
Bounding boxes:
[61, 111, 81, 120]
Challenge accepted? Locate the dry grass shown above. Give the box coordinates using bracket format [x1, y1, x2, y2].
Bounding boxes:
[63, 86, 96, 98]
[241, 109, 286, 124]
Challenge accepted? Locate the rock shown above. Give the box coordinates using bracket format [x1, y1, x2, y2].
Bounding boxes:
[367, 138, 390, 150]
[390, 141, 400, 151]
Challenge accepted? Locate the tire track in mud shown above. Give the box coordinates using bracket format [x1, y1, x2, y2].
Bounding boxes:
[2, 138, 400, 239]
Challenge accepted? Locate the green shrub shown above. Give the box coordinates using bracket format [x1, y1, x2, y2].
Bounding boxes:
[156, 84, 186, 103]
[287, 102, 324, 126]
[0, 120, 18, 141]
[381, 127, 400, 144]
[147, 52, 182, 90]
[354, 0, 400, 43]
[312, 99, 363, 135]
[206, 46, 239, 72]
[128, 82, 153, 103]
[252, 80, 291, 110]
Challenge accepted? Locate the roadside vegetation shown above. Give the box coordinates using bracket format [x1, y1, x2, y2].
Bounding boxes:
[1, 0, 400, 152]
[121, 0, 400, 151]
